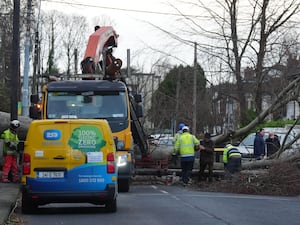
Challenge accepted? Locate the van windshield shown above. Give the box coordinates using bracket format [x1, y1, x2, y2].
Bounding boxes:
[46, 91, 128, 120]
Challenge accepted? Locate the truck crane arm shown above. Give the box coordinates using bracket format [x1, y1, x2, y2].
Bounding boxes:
[81, 25, 149, 159]
[81, 26, 122, 79]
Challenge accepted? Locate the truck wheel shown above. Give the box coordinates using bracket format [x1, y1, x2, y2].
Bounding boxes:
[118, 179, 130, 192]
[22, 195, 38, 214]
[105, 199, 117, 213]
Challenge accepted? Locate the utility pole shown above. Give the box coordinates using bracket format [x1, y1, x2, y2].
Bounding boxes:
[11, 0, 20, 120]
[32, 0, 41, 95]
[74, 48, 78, 74]
[192, 42, 197, 135]
[127, 49, 131, 77]
[22, 0, 32, 116]
[151, 74, 161, 129]
[32, 31, 39, 95]
[175, 67, 181, 133]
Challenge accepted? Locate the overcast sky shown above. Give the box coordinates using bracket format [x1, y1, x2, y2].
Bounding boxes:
[41, 0, 197, 71]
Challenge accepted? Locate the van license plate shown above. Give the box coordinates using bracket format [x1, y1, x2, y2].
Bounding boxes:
[37, 171, 64, 178]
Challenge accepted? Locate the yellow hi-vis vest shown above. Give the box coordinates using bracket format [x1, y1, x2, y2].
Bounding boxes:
[1, 128, 19, 155]
[223, 144, 241, 163]
[175, 132, 200, 157]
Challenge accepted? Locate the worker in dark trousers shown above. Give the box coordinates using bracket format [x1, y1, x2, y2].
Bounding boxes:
[223, 144, 242, 179]
[198, 132, 215, 182]
[174, 126, 200, 186]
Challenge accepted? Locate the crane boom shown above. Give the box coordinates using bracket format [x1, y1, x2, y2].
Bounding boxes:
[83, 26, 118, 64]
[81, 26, 122, 79]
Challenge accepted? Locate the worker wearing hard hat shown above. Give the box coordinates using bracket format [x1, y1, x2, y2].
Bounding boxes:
[1, 120, 21, 183]
[173, 123, 185, 144]
[172, 123, 185, 166]
[223, 143, 242, 178]
[174, 126, 200, 185]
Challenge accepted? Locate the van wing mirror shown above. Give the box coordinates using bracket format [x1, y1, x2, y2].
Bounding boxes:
[136, 103, 143, 118]
[30, 94, 39, 104]
[134, 94, 142, 103]
[29, 105, 41, 119]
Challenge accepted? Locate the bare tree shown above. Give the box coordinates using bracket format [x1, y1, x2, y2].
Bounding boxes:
[162, 0, 300, 126]
[39, 10, 63, 75]
[91, 15, 116, 27]
[253, 0, 300, 113]
[213, 73, 300, 145]
[38, 11, 90, 77]
[0, 0, 29, 111]
[0, 0, 13, 112]
[60, 14, 88, 75]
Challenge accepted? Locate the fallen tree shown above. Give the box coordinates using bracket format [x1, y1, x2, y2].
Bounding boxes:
[242, 151, 300, 169]
[212, 74, 300, 159]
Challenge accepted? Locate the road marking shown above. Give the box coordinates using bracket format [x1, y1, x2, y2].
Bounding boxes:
[135, 185, 299, 202]
[182, 193, 298, 201]
[171, 195, 180, 201]
[151, 185, 158, 190]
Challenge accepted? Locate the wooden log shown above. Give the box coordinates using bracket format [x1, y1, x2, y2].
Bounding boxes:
[242, 151, 300, 170]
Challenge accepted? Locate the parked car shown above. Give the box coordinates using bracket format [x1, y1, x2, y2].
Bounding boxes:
[235, 130, 298, 159]
[156, 137, 174, 152]
[149, 136, 174, 161]
[149, 133, 173, 145]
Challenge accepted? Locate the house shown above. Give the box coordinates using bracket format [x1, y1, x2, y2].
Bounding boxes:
[210, 60, 300, 133]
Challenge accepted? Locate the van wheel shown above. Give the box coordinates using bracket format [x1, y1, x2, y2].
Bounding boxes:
[118, 179, 130, 192]
[22, 195, 38, 214]
[105, 199, 117, 213]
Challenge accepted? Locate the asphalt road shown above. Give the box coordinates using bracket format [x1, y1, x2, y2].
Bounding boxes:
[19, 184, 300, 225]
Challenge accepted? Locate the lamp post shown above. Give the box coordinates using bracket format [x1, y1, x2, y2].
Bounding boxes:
[192, 42, 197, 135]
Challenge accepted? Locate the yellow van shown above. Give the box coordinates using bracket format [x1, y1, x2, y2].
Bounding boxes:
[21, 119, 117, 213]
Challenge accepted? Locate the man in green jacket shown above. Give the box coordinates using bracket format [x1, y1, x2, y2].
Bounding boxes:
[174, 126, 200, 185]
[1, 120, 20, 183]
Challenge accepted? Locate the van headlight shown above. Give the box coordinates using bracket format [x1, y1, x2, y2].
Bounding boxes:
[117, 154, 128, 167]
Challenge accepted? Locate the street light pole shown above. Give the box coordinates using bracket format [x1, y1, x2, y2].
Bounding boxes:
[175, 67, 181, 133]
[192, 42, 197, 135]
[22, 0, 32, 116]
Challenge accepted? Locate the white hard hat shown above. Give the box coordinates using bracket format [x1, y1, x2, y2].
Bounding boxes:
[10, 120, 20, 129]
[182, 126, 189, 131]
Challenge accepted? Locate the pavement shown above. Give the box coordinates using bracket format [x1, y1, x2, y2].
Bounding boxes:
[0, 181, 21, 225]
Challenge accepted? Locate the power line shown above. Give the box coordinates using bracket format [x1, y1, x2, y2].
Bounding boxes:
[42, 0, 209, 18]
[42, 0, 300, 24]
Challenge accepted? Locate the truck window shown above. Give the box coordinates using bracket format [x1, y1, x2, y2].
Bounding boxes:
[46, 91, 127, 120]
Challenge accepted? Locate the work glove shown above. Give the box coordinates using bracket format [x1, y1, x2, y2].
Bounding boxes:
[223, 163, 227, 169]
[171, 152, 177, 157]
[9, 142, 18, 150]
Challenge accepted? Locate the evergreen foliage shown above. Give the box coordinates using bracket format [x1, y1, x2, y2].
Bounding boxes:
[150, 64, 213, 133]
